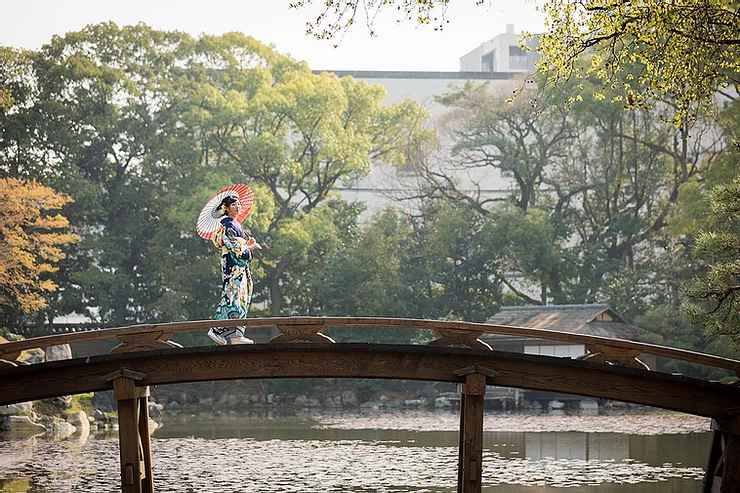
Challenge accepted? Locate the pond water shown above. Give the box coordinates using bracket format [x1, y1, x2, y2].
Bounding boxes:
[0, 410, 711, 492]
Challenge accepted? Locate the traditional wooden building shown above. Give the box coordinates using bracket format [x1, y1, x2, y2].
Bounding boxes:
[482, 304, 646, 406]
[482, 303, 641, 358]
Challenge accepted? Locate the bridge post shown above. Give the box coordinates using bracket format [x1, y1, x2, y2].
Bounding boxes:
[703, 418, 740, 493]
[106, 369, 154, 493]
[455, 366, 495, 493]
[723, 433, 740, 493]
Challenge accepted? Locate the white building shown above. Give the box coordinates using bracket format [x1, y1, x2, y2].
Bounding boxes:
[318, 27, 539, 219]
[460, 24, 539, 73]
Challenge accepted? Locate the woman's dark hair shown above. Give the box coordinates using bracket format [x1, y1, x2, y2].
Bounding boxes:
[216, 195, 239, 216]
[221, 195, 238, 208]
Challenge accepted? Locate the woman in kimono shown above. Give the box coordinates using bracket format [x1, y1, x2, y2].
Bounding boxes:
[207, 194, 261, 345]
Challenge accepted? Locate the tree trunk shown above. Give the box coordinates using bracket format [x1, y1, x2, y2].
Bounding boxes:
[269, 262, 285, 316]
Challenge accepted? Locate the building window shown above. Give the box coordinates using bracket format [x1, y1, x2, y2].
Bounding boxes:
[508, 45, 539, 71]
[481, 51, 496, 72]
[509, 45, 526, 57]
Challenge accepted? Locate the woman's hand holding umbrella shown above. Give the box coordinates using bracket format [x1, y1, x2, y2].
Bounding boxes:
[246, 237, 264, 251]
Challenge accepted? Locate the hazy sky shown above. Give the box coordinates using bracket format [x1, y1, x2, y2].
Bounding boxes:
[0, 0, 544, 71]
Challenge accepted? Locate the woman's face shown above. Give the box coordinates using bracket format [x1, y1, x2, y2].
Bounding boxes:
[225, 200, 240, 218]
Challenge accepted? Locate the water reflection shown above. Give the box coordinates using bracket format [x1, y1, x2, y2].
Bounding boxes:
[482, 432, 707, 490]
[0, 412, 708, 492]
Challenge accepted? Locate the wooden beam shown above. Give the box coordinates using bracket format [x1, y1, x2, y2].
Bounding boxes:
[703, 430, 722, 493]
[582, 344, 651, 370]
[1, 345, 740, 418]
[457, 392, 466, 493]
[429, 329, 493, 351]
[721, 433, 740, 493]
[112, 332, 182, 353]
[0, 359, 18, 368]
[111, 378, 149, 401]
[138, 394, 154, 493]
[459, 372, 486, 493]
[114, 379, 144, 493]
[270, 324, 335, 344]
[0, 350, 21, 366]
[110, 371, 153, 493]
[706, 418, 740, 493]
[104, 368, 147, 384]
[454, 366, 497, 379]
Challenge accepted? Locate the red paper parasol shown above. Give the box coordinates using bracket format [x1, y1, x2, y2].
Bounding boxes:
[196, 183, 255, 240]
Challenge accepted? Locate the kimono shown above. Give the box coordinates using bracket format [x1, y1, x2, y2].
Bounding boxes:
[212, 216, 253, 320]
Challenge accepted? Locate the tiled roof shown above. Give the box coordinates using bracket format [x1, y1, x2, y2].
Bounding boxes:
[486, 304, 639, 339]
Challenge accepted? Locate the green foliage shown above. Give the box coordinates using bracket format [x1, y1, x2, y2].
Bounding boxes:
[538, 0, 739, 125]
[170, 33, 430, 314]
[434, 81, 573, 213]
[63, 392, 95, 415]
[477, 206, 558, 304]
[275, 199, 364, 315]
[634, 305, 738, 379]
[684, 177, 740, 345]
[400, 55, 737, 355]
[418, 202, 503, 321]
[0, 330, 21, 342]
[312, 203, 503, 329]
[0, 478, 31, 492]
[418, 78, 717, 311]
[316, 208, 415, 318]
[0, 47, 42, 180]
[5, 23, 197, 324]
[0, 23, 427, 324]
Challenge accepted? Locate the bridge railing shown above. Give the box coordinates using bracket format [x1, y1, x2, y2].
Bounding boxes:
[13, 323, 106, 337]
[1, 317, 739, 380]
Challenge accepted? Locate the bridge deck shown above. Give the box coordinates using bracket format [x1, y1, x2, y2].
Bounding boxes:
[2, 344, 739, 420]
[2, 317, 740, 378]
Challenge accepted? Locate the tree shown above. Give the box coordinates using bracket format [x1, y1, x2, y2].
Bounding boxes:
[414, 201, 503, 321]
[1, 24, 429, 323]
[538, 0, 739, 124]
[318, 208, 415, 318]
[684, 177, 740, 346]
[0, 179, 77, 326]
[420, 81, 574, 214]
[290, 0, 482, 39]
[311, 202, 503, 323]
[0, 47, 44, 180]
[276, 199, 364, 316]
[291, 0, 740, 123]
[406, 72, 724, 307]
[24, 23, 193, 324]
[176, 32, 431, 314]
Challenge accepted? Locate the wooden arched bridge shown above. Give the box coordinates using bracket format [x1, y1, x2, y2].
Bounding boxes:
[1, 317, 739, 492]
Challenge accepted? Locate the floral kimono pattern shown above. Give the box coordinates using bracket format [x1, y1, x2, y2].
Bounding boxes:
[212, 216, 253, 320]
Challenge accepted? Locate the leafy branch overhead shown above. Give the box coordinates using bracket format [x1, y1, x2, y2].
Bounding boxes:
[291, 0, 740, 123]
[289, 0, 480, 40]
[539, 0, 739, 125]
